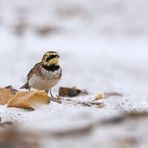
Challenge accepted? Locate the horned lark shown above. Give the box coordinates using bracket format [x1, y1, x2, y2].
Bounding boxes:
[20, 51, 62, 99]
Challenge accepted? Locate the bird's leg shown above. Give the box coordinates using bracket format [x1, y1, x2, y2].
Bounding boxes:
[49, 89, 54, 98]
[28, 87, 31, 91]
[46, 89, 61, 104]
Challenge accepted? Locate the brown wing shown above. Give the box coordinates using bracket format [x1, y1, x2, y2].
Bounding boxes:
[59, 67, 62, 79]
[27, 62, 43, 81]
[20, 62, 42, 89]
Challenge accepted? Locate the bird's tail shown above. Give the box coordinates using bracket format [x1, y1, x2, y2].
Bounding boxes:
[20, 82, 30, 89]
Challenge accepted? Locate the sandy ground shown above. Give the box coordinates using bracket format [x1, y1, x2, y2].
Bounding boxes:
[0, 0, 148, 147]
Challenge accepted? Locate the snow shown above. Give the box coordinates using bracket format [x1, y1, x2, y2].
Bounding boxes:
[0, 0, 148, 147]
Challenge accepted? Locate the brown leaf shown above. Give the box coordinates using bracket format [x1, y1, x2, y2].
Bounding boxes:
[0, 88, 14, 105]
[59, 87, 88, 97]
[5, 85, 18, 94]
[7, 91, 50, 110]
[95, 92, 123, 101]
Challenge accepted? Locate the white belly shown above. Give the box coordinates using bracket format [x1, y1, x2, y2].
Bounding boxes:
[29, 69, 61, 90]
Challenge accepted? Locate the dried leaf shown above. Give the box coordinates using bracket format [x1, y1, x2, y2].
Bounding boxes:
[95, 93, 107, 100]
[59, 87, 88, 97]
[7, 91, 50, 110]
[5, 85, 18, 94]
[0, 88, 14, 105]
[95, 92, 123, 101]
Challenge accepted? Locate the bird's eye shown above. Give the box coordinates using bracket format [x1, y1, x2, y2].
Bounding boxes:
[50, 55, 59, 60]
[47, 56, 52, 61]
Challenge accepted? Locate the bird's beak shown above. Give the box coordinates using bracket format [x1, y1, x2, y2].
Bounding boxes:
[50, 58, 58, 65]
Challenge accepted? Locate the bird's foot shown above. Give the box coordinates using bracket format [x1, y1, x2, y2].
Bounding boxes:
[45, 90, 61, 104]
[50, 96, 61, 104]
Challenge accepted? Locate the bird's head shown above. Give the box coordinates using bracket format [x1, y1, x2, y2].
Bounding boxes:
[42, 51, 60, 66]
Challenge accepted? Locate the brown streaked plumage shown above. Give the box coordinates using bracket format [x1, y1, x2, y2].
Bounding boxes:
[20, 62, 43, 90]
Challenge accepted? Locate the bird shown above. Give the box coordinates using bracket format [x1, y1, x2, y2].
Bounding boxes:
[20, 51, 62, 99]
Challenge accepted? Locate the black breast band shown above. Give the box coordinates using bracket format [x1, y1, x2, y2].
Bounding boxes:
[42, 65, 60, 71]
